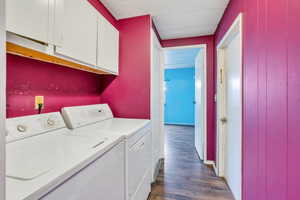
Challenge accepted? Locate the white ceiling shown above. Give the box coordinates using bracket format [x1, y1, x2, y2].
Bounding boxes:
[165, 48, 201, 69]
[100, 0, 230, 39]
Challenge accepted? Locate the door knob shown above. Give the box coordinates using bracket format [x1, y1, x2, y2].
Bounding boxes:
[220, 117, 227, 123]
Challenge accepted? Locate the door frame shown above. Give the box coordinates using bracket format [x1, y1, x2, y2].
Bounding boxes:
[162, 44, 208, 163]
[216, 13, 243, 178]
[0, 0, 6, 198]
[151, 29, 165, 182]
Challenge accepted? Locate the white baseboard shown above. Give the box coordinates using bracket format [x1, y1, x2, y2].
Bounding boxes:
[204, 160, 219, 176]
[213, 163, 218, 176]
[152, 158, 163, 183]
[204, 160, 215, 165]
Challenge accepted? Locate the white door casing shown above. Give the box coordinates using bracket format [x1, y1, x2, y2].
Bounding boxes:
[151, 29, 164, 181]
[163, 44, 207, 163]
[0, 0, 6, 198]
[216, 14, 243, 200]
[194, 49, 207, 161]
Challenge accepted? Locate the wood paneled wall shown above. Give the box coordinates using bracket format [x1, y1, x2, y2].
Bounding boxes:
[215, 0, 300, 199]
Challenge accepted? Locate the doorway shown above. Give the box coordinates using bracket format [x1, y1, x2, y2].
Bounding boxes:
[216, 14, 243, 200]
[164, 48, 200, 126]
[163, 45, 207, 162]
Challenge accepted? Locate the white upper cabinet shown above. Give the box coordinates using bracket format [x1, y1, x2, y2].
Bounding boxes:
[55, 0, 98, 66]
[97, 15, 119, 74]
[6, 0, 49, 43]
[6, 0, 119, 75]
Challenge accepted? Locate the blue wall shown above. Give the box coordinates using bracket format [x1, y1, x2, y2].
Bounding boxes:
[164, 68, 195, 125]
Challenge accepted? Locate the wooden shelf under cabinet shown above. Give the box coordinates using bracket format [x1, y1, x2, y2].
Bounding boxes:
[6, 42, 110, 75]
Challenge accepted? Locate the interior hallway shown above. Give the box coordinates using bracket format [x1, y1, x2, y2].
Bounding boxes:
[149, 125, 234, 200]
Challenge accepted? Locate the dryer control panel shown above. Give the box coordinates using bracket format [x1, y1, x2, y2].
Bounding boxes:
[62, 104, 114, 129]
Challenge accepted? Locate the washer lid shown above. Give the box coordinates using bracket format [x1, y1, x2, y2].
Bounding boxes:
[6, 131, 64, 180]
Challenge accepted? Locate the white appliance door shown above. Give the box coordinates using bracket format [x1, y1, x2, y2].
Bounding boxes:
[194, 50, 205, 160]
[128, 132, 152, 199]
[41, 142, 125, 200]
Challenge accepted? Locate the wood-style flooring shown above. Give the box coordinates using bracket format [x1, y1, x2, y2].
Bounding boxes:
[148, 125, 234, 200]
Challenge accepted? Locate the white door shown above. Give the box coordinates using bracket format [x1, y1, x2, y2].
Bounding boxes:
[218, 32, 242, 200]
[194, 49, 206, 160]
[6, 0, 49, 43]
[55, 0, 98, 66]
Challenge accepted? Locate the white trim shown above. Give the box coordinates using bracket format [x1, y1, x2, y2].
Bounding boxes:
[150, 29, 164, 182]
[217, 14, 243, 49]
[159, 48, 165, 160]
[163, 44, 206, 52]
[163, 44, 208, 164]
[216, 12, 243, 177]
[204, 160, 215, 165]
[213, 163, 218, 175]
[0, 0, 5, 198]
[216, 13, 243, 200]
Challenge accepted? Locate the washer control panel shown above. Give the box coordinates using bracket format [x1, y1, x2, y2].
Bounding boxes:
[6, 112, 66, 143]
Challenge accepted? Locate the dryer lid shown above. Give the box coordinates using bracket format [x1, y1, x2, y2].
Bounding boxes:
[62, 104, 114, 129]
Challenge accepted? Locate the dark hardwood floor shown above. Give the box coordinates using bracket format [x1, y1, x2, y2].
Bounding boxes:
[149, 125, 234, 200]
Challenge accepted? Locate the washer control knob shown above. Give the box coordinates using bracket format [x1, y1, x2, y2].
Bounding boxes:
[17, 125, 27, 133]
[47, 119, 55, 127]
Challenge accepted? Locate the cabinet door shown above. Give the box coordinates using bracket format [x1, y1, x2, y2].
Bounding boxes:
[55, 0, 97, 66]
[49, 0, 64, 47]
[97, 15, 119, 74]
[6, 0, 49, 43]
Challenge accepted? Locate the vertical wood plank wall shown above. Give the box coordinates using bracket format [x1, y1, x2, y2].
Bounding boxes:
[215, 0, 300, 199]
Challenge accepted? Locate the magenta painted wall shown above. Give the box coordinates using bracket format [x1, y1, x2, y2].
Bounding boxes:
[161, 36, 216, 161]
[7, 55, 102, 118]
[215, 0, 300, 199]
[99, 15, 152, 119]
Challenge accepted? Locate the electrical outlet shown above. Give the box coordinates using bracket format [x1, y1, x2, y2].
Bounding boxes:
[35, 96, 44, 109]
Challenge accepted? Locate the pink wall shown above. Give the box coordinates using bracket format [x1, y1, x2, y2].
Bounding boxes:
[7, 55, 102, 118]
[215, 0, 300, 199]
[99, 15, 152, 119]
[161, 36, 216, 161]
